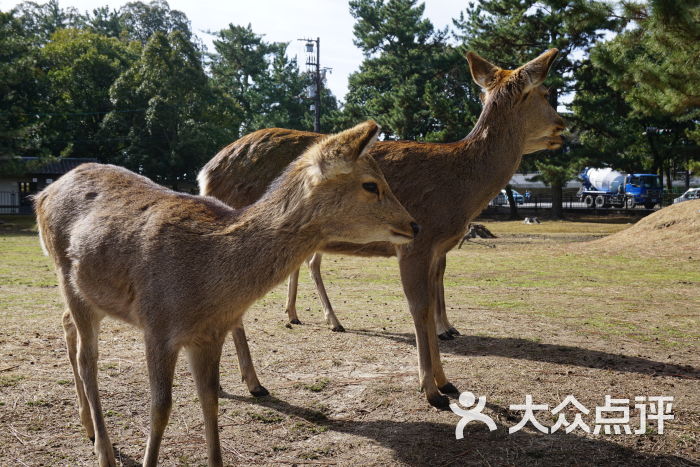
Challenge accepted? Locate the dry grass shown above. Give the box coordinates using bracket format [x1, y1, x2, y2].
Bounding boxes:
[0, 215, 698, 466]
[588, 200, 700, 257]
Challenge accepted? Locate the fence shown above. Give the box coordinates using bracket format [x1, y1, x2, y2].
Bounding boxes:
[0, 191, 35, 214]
[487, 194, 680, 212]
[0, 191, 21, 214]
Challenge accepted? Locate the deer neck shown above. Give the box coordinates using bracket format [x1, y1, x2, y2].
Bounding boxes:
[459, 99, 527, 195]
[214, 180, 323, 308]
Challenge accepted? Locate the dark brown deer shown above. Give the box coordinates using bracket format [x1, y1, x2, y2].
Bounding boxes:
[34, 121, 416, 466]
[199, 50, 565, 409]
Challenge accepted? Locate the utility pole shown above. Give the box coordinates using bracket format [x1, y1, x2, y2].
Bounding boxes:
[298, 37, 331, 132]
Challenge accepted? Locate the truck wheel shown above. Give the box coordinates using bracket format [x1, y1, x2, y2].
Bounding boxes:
[594, 195, 606, 208]
[625, 198, 636, 209]
[644, 202, 656, 209]
[584, 195, 594, 208]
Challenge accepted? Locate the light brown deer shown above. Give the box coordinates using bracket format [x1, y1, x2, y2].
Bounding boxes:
[34, 121, 417, 467]
[200, 49, 565, 409]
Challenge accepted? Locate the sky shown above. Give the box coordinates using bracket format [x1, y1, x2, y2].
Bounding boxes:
[0, 0, 469, 101]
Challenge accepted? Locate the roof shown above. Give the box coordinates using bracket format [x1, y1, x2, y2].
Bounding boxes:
[21, 157, 99, 175]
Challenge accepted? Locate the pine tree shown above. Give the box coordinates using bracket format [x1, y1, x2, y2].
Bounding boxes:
[591, 0, 700, 189]
[343, 0, 471, 141]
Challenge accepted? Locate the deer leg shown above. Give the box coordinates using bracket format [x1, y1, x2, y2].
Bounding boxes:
[434, 255, 459, 339]
[433, 258, 451, 340]
[307, 253, 344, 332]
[231, 323, 268, 396]
[185, 335, 226, 467]
[142, 336, 178, 467]
[398, 254, 449, 410]
[428, 313, 459, 395]
[62, 310, 95, 441]
[66, 293, 114, 467]
[439, 256, 460, 336]
[285, 268, 302, 324]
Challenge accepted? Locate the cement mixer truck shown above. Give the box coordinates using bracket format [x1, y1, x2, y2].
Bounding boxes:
[578, 167, 662, 209]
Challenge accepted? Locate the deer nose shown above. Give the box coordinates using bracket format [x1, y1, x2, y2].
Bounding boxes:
[410, 222, 421, 237]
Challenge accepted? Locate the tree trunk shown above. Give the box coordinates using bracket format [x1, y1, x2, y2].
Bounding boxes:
[646, 131, 664, 192]
[551, 180, 563, 219]
[505, 184, 519, 220]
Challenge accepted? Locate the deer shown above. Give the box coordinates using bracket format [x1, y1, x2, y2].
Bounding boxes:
[34, 120, 417, 467]
[199, 49, 566, 410]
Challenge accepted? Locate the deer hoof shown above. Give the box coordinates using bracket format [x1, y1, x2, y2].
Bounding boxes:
[250, 385, 270, 397]
[89, 436, 95, 445]
[439, 382, 460, 394]
[427, 393, 451, 410]
[447, 327, 461, 336]
[331, 325, 346, 332]
[290, 318, 302, 325]
[438, 332, 454, 341]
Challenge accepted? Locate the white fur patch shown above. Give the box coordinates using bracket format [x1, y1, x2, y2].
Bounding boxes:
[196, 168, 210, 195]
[37, 223, 49, 256]
[358, 127, 380, 159]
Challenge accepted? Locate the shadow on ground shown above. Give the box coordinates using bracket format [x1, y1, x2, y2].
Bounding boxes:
[220, 392, 696, 466]
[345, 329, 700, 380]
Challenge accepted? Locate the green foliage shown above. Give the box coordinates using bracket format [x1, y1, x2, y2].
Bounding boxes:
[104, 31, 236, 187]
[2, 0, 697, 193]
[343, 0, 477, 140]
[569, 60, 650, 171]
[210, 24, 316, 134]
[35, 28, 139, 161]
[0, 11, 41, 160]
[592, 0, 700, 118]
[582, 1, 700, 183]
[12, 0, 80, 45]
[116, 0, 192, 44]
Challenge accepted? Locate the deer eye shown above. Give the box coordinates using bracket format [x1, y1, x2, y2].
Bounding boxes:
[362, 182, 379, 194]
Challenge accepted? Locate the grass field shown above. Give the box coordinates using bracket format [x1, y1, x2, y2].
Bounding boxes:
[0, 214, 698, 466]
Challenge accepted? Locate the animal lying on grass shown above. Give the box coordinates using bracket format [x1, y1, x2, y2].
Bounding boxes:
[199, 49, 565, 409]
[34, 120, 417, 466]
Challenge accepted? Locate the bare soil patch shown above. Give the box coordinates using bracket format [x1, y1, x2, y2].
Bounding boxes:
[0, 216, 698, 466]
[587, 200, 700, 257]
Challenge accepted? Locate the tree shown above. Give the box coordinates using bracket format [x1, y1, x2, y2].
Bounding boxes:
[569, 60, 648, 169]
[0, 11, 41, 161]
[593, 0, 700, 118]
[11, 0, 80, 45]
[343, 0, 472, 141]
[454, 0, 617, 217]
[104, 31, 237, 188]
[571, 58, 696, 193]
[590, 0, 700, 190]
[117, 0, 192, 45]
[210, 23, 318, 135]
[78, 6, 123, 38]
[35, 28, 138, 161]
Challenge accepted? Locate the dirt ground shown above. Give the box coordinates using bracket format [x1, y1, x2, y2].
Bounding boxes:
[0, 214, 698, 466]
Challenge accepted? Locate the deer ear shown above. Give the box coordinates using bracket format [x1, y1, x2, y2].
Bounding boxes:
[521, 48, 559, 87]
[304, 120, 380, 182]
[349, 120, 380, 161]
[466, 52, 500, 89]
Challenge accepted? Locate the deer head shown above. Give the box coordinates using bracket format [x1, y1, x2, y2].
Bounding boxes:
[467, 48, 566, 154]
[295, 120, 419, 245]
